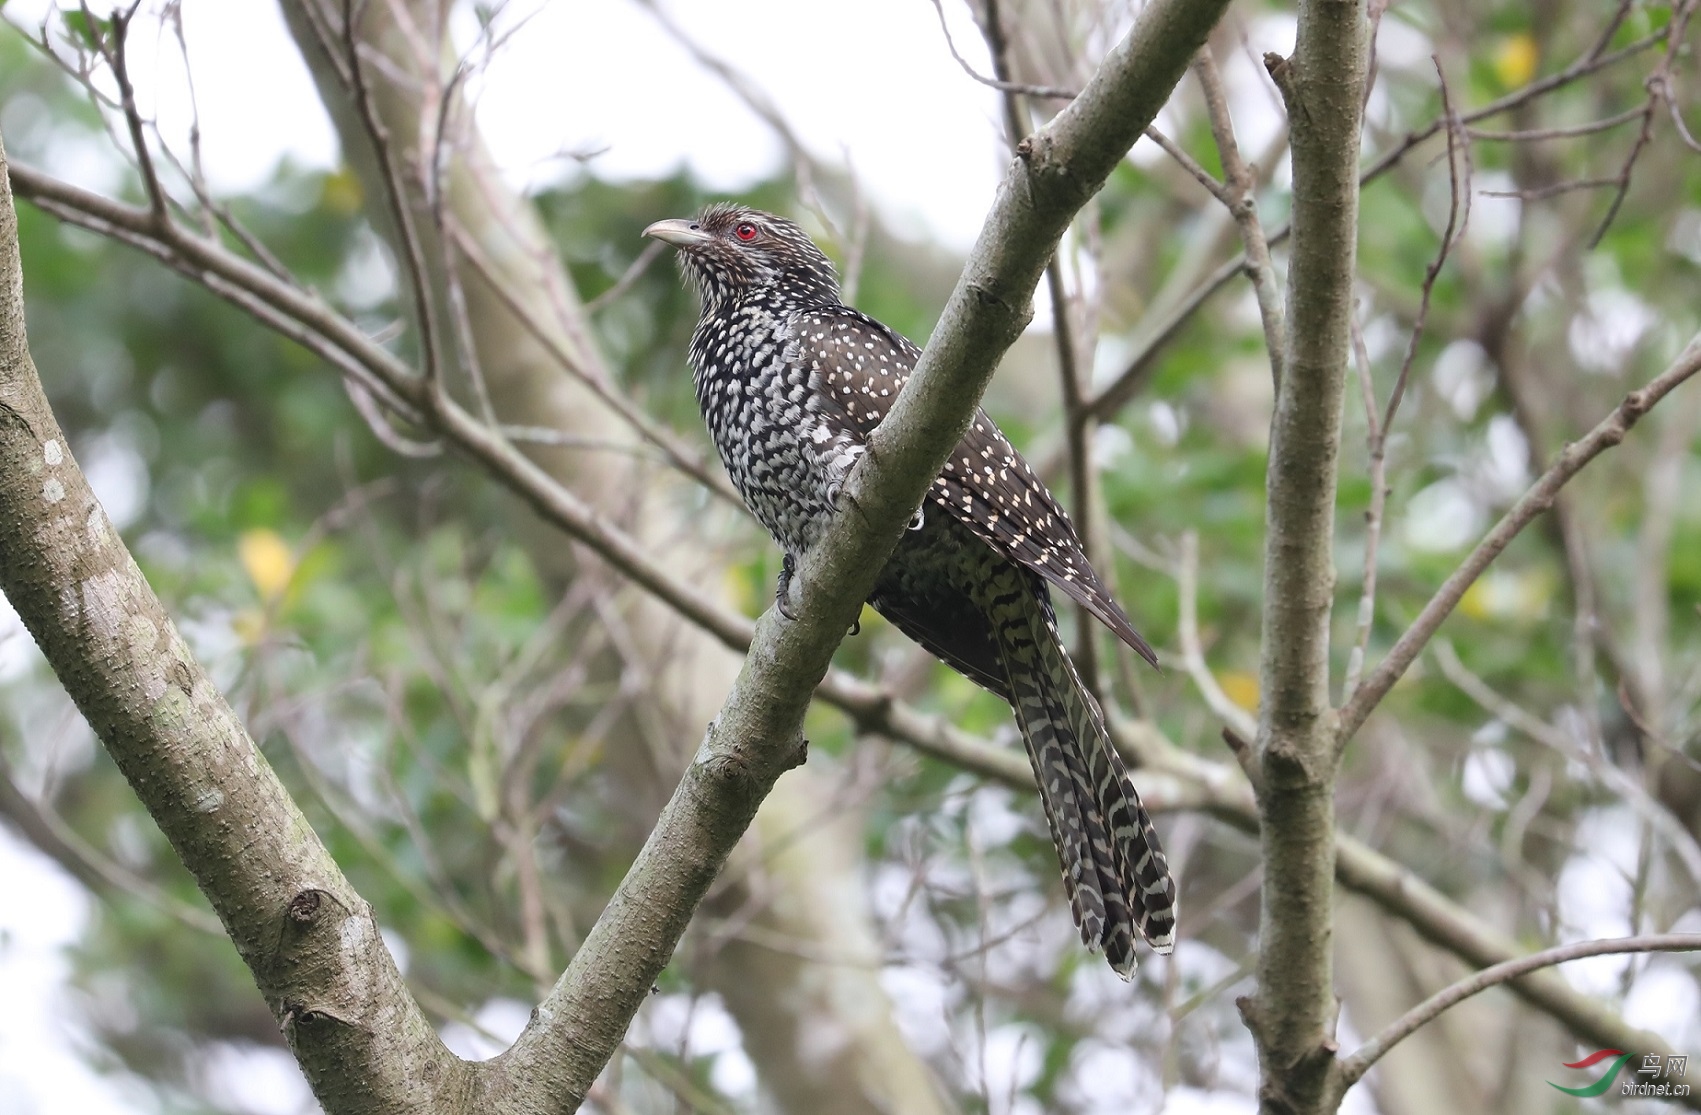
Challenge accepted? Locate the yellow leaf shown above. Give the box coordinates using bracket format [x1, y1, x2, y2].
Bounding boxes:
[1218, 670, 1260, 713]
[239, 529, 296, 603]
[724, 565, 760, 617]
[1494, 34, 1538, 89]
[231, 609, 266, 645]
[321, 166, 364, 216]
[1459, 580, 1492, 620]
[1459, 570, 1554, 622]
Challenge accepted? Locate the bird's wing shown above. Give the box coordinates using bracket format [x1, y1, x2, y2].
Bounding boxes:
[800, 306, 1156, 667]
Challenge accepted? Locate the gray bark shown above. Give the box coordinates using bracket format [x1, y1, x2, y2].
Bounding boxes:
[0, 132, 465, 1115]
[1246, 2, 1366, 1113]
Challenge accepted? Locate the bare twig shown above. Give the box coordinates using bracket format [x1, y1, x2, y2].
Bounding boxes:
[1177, 530, 1257, 743]
[1339, 934, 1701, 1087]
[1342, 58, 1467, 704]
[1432, 640, 1701, 891]
[1085, 20, 1670, 423]
[0, 745, 224, 936]
[582, 239, 667, 314]
[1337, 333, 1701, 747]
[925, 0, 1078, 100]
[1141, 124, 1232, 201]
[104, 5, 168, 221]
[340, 0, 450, 404]
[1192, 45, 1284, 387]
[974, 0, 1108, 695]
[1467, 105, 1648, 142]
[446, 224, 743, 506]
[1589, 0, 1699, 246]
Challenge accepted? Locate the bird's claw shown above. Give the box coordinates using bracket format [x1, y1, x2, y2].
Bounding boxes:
[775, 553, 799, 621]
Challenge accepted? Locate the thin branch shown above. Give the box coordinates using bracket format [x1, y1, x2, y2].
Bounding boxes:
[1589, 0, 1699, 246]
[341, 0, 450, 402]
[1140, 123, 1232, 201]
[925, 0, 1078, 100]
[1337, 333, 1701, 747]
[1193, 44, 1284, 387]
[974, 0, 1107, 695]
[1339, 934, 1701, 1087]
[104, 5, 167, 222]
[582, 239, 666, 314]
[1329, 830, 1690, 1081]
[1342, 57, 1467, 705]
[447, 224, 743, 506]
[1467, 104, 1648, 142]
[1433, 639, 1701, 892]
[1176, 530, 1257, 743]
[1342, 314, 1383, 701]
[1085, 19, 1670, 423]
[0, 747, 224, 936]
[1483, 175, 1623, 202]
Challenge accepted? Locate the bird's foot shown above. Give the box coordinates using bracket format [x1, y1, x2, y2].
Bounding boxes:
[775, 553, 799, 621]
[908, 505, 925, 531]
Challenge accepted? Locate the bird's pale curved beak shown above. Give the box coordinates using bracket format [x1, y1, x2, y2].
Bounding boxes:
[643, 218, 711, 248]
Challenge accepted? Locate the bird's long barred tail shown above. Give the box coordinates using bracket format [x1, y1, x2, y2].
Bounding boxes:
[988, 575, 1177, 978]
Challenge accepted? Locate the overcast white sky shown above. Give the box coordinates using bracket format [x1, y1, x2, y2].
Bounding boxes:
[9, 0, 1018, 247]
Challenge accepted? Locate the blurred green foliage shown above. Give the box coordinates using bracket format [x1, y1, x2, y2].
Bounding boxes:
[1, 2, 1698, 1112]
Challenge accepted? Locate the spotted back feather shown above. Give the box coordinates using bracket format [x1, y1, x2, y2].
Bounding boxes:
[797, 305, 1157, 666]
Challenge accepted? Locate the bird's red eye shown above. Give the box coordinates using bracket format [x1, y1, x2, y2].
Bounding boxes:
[734, 222, 758, 241]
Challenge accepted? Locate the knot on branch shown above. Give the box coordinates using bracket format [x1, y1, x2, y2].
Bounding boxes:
[1012, 131, 1091, 211]
[287, 889, 325, 925]
[1263, 51, 1296, 103]
[1260, 736, 1326, 786]
[1619, 387, 1654, 423]
[279, 998, 354, 1039]
[963, 282, 1035, 339]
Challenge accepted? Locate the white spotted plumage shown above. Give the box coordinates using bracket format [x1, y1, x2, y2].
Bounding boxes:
[651, 204, 1178, 977]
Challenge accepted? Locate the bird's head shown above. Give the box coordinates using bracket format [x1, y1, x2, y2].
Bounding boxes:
[643, 204, 840, 311]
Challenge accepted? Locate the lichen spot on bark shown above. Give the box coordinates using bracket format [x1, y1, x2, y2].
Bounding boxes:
[42, 477, 64, 503]
[72, 569, 130, 645]
[152, 684, 196, 737]
[125, 614, 159, 659]
[43, 439, 62, 465]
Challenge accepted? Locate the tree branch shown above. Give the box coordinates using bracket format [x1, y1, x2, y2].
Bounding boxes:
[1245, 1, 1366, 1109]
[0, 132, 460, 1114]
[483, 0, 1234, 1102]
[1336, 333, 1701, 746]
[1338, 934, 1701, 1089]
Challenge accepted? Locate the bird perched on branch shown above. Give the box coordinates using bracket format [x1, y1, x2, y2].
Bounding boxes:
[645, 204, 1176, 977]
